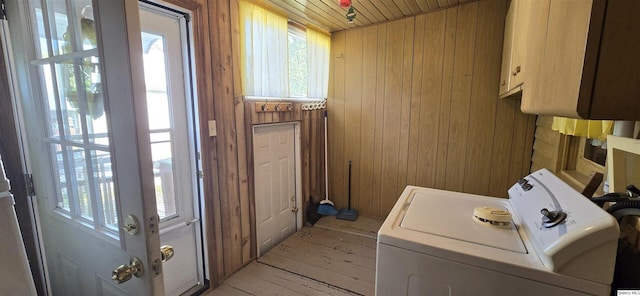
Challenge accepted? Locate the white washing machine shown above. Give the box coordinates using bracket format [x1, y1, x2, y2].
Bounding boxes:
[376, 169, 620, 296]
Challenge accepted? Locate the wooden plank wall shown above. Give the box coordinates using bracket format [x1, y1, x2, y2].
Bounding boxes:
[328, 0, 537, 218]
[197, 0, 329, 286]
[168, 0, 253, 286]
[531, 115, 562, 174]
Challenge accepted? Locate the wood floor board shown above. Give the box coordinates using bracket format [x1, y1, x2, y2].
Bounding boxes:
[260, 235, 376, 271]
[258, 254, 373, 296]
[287, 228, 378, 256]
[206, 262, 357, 296]
[313, 216, 384, 239]
[206, 216, 382, 295]
[257, 232, 376, 294]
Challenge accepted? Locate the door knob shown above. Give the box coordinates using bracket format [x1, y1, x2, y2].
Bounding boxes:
[112, 257, 144, 284]
[160, 245, 174, 262]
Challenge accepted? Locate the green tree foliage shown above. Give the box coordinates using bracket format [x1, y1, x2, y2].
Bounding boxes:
[288, 33, 307, 97]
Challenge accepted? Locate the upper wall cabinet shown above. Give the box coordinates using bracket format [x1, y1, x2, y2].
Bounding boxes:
[521, 0, 640, 120]
[499, 0, 530, 98]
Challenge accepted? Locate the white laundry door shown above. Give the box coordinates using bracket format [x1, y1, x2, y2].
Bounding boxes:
[7, 0, 162, 295]
[254, 123, 298, 256]
[139, 5, 204, 295]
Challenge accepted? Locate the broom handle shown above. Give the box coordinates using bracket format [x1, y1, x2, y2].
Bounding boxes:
[348, 160, 352, 210]
[324, 111, 329, 201]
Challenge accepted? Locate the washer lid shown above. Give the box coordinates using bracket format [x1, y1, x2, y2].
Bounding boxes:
[400, 190, 527, 254]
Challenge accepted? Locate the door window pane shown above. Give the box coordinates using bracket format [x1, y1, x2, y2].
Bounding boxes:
[152, 141, 176, 219]
[54, 61, 84, 142]
[142, 32, 179, 220]
[67, 146, 92, 220]
[53, 144, 70, 211]
[82, 56, 108, 144]
[30, 0, 116, 236]
[91, 150, 117, 230]
[48, 0, 70, 56]
[40, 64, 60, 138]
[32, 5, 49, 59]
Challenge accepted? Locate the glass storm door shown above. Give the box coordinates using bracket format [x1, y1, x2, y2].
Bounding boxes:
[140, 4, 204, 295]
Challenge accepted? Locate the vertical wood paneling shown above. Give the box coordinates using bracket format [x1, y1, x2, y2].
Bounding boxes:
[395, 18, 415, 199]
[357, 26, 379, 215]
[406, 14, 426, 186]
[508, 107, 531, 185]
[379, 19, 405, 214]
[371, 23, 387, 217]
[230, 0, 252, 263]
[328, 0, 536, 217]
[330, 31, 347, 207]
[488, 98, 518, 197]
[434, 7, 457, 189]
[462, 0, 505, 195]
[167, 0, 227, 286]
[444, 2, 477, 192]
[344, 29, 363, 211]
[415, 9, 446, 188]
[208, 0, 245, 276]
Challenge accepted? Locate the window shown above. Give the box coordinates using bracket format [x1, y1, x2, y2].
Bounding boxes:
[28, 0, 117, 233]
[559, 136, 606, 194]
[583, 138, 607, 166]
[288, 25, 307, 98]
[238, 0, 329, 100]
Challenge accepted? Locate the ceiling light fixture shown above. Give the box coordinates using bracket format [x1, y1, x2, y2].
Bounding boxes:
[339, 0, 351, 8]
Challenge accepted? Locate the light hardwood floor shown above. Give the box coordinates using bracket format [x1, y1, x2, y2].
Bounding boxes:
[205, 216, 383, 296]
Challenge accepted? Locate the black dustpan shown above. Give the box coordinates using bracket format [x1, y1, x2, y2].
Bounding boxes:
[337, 160, 358, 221]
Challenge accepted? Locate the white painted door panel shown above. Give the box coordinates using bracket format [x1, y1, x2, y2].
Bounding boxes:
[8, 0, 161, 295]
[254, 124, 296, 256]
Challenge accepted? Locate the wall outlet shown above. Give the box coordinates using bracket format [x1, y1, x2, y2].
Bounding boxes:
[208, 120, 217, 137]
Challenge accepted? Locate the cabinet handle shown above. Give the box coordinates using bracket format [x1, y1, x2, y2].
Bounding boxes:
[512, 65, 521, 76]
[501, 80, 506, 86]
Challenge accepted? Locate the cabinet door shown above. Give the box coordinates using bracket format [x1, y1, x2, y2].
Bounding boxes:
[520, 0, 550, 110]
[510, 0, 531, 88]
[524, 0, 594, 117]
[499, 0, 516, 95]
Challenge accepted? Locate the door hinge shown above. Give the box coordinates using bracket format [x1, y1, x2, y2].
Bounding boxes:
[1, 0, 7, 20]
[25, 174, 35, 196]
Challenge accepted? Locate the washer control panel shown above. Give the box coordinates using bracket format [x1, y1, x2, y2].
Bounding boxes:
[508, 169, 619, 271]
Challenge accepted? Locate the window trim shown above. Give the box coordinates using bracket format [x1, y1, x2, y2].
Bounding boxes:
[558, 135, 605, 195]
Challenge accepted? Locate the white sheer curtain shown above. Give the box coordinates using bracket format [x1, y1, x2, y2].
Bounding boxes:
[239, 0, 289, 97]
[306, 27, 330, 99]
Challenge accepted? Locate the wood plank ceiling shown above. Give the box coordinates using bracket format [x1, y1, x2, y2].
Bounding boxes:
[263, 0, 473, 32]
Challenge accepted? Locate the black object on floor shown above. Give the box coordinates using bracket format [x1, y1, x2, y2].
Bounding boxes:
[306, 195, 321, 226]
[337, 160, 358, 221]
